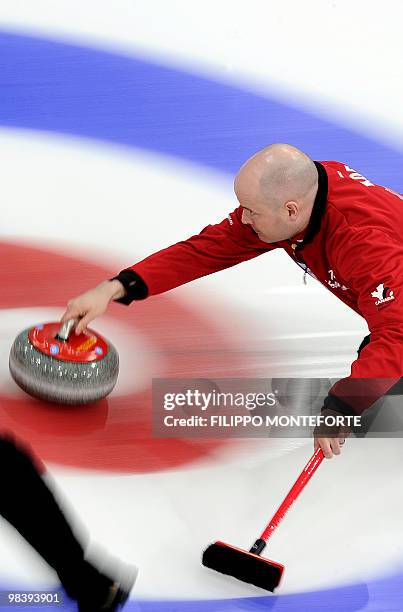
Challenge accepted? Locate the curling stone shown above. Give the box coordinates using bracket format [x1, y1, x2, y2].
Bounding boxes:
[9, 320, 119, 405]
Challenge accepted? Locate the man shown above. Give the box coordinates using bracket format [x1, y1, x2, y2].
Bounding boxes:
[62, 143, 403, 459]
[0, 432, 136, 611]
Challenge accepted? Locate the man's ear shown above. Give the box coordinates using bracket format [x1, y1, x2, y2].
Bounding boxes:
[286, 201, 298, 219]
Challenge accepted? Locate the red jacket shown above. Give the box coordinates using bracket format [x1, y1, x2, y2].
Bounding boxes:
[116, 161, 403, 415]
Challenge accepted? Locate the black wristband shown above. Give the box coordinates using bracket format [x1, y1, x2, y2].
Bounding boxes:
[322, 393, 356, 417]
[110, 270, 148, 305]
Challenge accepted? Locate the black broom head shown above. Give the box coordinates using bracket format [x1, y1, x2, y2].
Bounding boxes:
[202, 541, 284, 592]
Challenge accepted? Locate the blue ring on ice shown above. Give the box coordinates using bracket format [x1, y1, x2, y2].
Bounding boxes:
[3, 571, 403, 611]
[0, 28, 402, 611]
[0, 31, 402, 189]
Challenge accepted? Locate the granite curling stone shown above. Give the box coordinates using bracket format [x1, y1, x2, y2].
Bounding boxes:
[9, 319, 119, 405]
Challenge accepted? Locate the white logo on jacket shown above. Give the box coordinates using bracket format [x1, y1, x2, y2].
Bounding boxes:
[371, 283, 395, 306]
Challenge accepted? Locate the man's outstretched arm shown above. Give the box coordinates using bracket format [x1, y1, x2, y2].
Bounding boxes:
[62, 207, 274, 333]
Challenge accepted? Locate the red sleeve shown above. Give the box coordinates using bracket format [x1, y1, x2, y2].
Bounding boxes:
[129, 207, 274, 296]
[329, 228, 403, 414]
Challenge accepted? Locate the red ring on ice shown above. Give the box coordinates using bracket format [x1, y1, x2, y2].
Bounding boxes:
[0, 241, 244, 473]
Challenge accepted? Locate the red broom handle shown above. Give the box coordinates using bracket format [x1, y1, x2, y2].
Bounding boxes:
[259, 447, 324, 542]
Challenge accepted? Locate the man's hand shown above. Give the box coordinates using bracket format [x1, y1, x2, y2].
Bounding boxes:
[61, 280, 126, 335]
[314, 407, 351, 459]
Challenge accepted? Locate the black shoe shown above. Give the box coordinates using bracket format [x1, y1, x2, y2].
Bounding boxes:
[99, 580, 131, 611]
[77, 567, 138, 612]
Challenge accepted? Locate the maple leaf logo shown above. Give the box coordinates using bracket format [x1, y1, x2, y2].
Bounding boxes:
[371, 283, 394, 302]
[371, 284, 385, 301]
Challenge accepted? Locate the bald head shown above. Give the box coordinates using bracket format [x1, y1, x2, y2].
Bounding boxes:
[234, 144, 318, 243]
[235, 143, 317, 210]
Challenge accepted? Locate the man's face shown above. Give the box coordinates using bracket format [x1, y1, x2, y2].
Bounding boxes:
[234, 165, 303, 243]
[239, 200, 295, 244]
[242, 204, 291, 243]
[234, 170, 296, 243]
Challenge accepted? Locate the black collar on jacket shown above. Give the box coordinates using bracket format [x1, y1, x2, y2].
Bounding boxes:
[295, 161, 328, 251]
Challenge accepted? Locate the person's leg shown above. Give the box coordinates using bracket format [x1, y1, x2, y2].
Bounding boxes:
[0, 434, 135, 610]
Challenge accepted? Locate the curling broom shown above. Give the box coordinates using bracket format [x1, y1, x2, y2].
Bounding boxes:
[202, 447, 324, 592]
